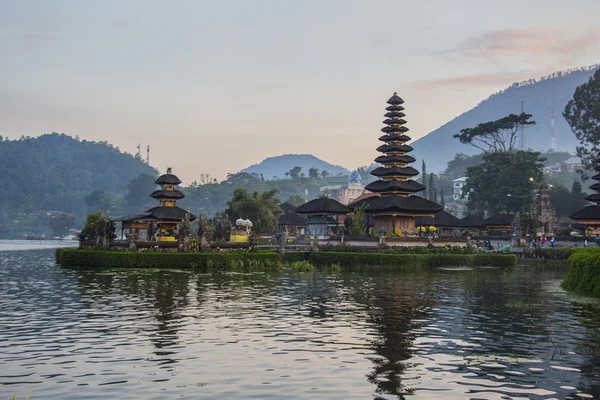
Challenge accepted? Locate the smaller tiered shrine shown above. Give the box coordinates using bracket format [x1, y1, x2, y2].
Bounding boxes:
[119, 168, 195, 242]
[570, 151, 600, 235]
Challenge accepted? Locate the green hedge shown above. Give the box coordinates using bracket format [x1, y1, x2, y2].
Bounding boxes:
[562, 248, 600, 298]
[59, 249, 281, 270]
[282, 252, 311, 264]
[309, 252, 516, 268]
[55, 248, 69, 263]
[520, 247, 579, 260]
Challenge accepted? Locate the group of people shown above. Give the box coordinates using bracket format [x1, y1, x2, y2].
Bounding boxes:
[531, 234, 555, 248]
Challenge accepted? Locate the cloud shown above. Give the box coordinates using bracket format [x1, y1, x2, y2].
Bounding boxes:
[442, 28, 600, 67]
[412, 71, 536, 90]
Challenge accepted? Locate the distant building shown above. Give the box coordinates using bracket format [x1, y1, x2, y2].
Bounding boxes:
[444, 202, 466, 219]
[543, 163, 562, 175]
[452, 177, 468, 201]
[320, 171, 365, 205]
[564, 157, 583, 171]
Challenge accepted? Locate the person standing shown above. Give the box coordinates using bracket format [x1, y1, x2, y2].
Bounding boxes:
[541, 234, 547, 248]
[551, 237, 555, 248]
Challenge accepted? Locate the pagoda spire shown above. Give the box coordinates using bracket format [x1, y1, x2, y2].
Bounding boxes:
[585, 151, 600, 204]
[365, 93, 425, 196]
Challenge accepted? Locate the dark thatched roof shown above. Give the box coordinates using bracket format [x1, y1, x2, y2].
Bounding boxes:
[374, 154, 416, 164]
[387, 93, 405, 105]
[145, 206, 196, 221]
[295, 197, 350, 215]
[381, 126, 410, 134]
[378, 134, 412, 143]
[370, 166, 419, 178]
[385, 105, 405, 112]
[383, 118, 407, 125]
[570, 205, 600, 221]
[365, 179, 425, 193]
[279, 202, 297, 213]
[384, 111, 406, 118]
[485, 213, 514, 226]
[278, 212, 307, 227]
[150, 189, 185, 200]
[350, 194, 442, 214]
[418, 210, 463, 227]
[585, 193, 600, 202]
[155, 173, 182, 185]
[461, 215, 486, 228]
[376, 143, 414, 153]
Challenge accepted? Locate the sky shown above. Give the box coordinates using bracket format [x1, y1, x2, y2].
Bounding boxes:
[1, 0, 599, 183]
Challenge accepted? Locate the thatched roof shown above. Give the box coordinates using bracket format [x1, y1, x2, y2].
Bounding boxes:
[418, 210, 463, 227]
[370, 166, 419, 178]
[279, 202, 297, 213]
[364, 179, 425, 193]
[485, 213, 514, 226]
[155, 174, 182, 185]
[461, 215, 486, 228]
[386, 93, 405, 105]
[278, 212, 307, 227]
[376, 143, 414, 153]
[150, 189, 185, 200]
[570, 205, 600, 221]
[374, 154, 416, 164]
[295, 197, 350, 215]
[350, 194, 443, 214]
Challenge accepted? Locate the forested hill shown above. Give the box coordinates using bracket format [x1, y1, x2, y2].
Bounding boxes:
[411, 65, 600, 172]
[240, 154, 350, 179]
[0, 133, 157, 215]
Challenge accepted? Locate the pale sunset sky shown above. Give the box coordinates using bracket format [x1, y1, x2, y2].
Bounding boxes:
[1, 0, 599, 183]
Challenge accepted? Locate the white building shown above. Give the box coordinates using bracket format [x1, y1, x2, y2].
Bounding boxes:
[452, 177, 468, 201]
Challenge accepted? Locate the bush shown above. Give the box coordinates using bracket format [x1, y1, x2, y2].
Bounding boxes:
[521, 247, 578, 260]
[282, 252, 311, 263]
[562, 248, 600, 298]
[59, 249, 281, 270]
[55, 248, 68, 263]
[309, 252, 516, 268]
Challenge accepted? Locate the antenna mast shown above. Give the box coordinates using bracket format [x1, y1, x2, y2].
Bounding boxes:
[520, 100, 525, 150]
[146, 145, 150, 164]
[136, 143, 141, 159]
[551, 108, 556, 151]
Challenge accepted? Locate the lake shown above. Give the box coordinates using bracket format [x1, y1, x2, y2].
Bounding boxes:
[1, 245, 599, 399]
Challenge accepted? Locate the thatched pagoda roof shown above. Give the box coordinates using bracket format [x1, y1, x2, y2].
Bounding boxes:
[350, 195, 442, 214]
[295, 197, 350, 215]
[278, 212, 307, 227]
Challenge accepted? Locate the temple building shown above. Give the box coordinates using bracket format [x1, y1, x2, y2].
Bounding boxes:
[295, 197, 350, 238]
[350, 93, 442, 236]
[319, 171, 366, 205]
[119, 168, 196, 242]
[533, 180, 558, 235]
[570, 151, 600, 236]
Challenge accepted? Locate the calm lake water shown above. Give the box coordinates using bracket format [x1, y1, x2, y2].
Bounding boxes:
[1, 246, 600, 399]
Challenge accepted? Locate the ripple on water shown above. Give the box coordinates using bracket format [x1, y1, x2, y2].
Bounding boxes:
[0, 249, 599, 399]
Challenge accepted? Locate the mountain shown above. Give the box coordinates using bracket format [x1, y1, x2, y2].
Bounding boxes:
[411, 65, 600, 173]
[0, 133, 157, 220]
[240, 154, 351, 179]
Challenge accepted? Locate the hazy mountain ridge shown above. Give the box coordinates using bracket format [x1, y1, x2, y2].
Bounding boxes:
[411, 65, 600, 172]
[0, 133, 157, 216]
[240, 154, 351, 179]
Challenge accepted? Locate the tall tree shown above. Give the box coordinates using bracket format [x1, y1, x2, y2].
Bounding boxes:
[285, 166, 302, 180]
[285, 194, 305, 207]
[564, 68, 600, 172]
[308, 167, 320, 179]
[85, 190, 113, 215]
[453, 113, 536, 155]
[320, 170, 329, 178]
[428, 173, 437, 202]
[440, 187, 446, 208]
[421, 161, 427, 195]
[125, 173, 157, 212]
[225, 188, 282, 234]
[463, 151, 544, 214]
[549, 184, 574, 218]
[571, 181, 588, 210]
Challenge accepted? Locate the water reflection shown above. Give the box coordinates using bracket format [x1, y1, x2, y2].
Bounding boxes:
[1, 250, 600, 399]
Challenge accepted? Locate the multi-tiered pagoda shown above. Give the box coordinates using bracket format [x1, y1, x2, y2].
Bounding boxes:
[570, 151, 600, 235]
[350, 93, 442, 236]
